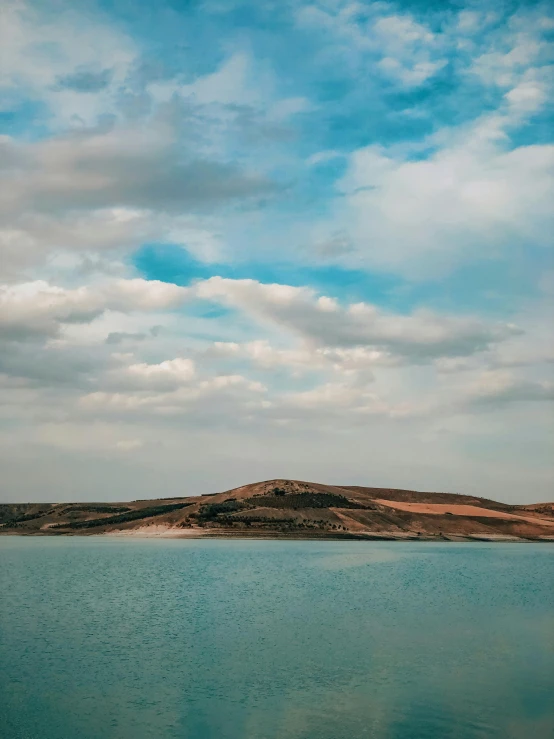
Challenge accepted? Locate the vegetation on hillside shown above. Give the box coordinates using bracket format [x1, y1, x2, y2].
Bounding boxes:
[252, 492, 370, 510]
[51, 503, 192, 530]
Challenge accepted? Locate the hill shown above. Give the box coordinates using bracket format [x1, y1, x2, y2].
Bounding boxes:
[1, 479, 553, 541]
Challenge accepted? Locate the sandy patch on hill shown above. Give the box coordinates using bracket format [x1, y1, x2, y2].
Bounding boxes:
[375, 500, 554, 526]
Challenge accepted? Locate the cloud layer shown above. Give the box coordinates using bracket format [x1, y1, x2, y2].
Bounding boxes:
[0, 0, 553, 503]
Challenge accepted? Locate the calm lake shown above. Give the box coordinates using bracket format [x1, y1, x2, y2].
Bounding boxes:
[1, 537, 553, 739]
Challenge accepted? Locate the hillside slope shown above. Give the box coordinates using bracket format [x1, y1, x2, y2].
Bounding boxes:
[2, 479, 553, 541]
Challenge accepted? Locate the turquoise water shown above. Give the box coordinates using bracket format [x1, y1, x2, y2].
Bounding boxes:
[0, 538, 553, 739]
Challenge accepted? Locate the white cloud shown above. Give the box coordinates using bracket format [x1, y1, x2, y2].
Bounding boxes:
[28, 421, 146, 453]
[296, 3, 446, 87]
[307, 150, 343, 166]
[373, 14, 446, 86]
[119, 358, 196, 391]
[469, 24, 548, 89]
[148, 53, 262, 109]
[208, 340, 317, 371]
[505, 77, 548, 114]
[283, 381, 385, 414]
[190, 276, 519, 359]
[0, 278, 186, 340]
[465, 370, 554, 407]
[328, 131, 554, 277]
[0, 123, 273, 219]
[207, 340, 392, 380]
[297, 4, 554, 277]
[79, 373, 266, 418]
[116, 438, 143, 451]
[0, 204, 226, 281]
[0, 0, 136, 127]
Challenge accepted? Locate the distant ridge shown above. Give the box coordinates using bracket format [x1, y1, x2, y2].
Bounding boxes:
[2, 479, 553, 541]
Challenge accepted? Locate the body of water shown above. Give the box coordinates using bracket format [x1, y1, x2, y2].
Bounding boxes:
[1, 537, 553, 739]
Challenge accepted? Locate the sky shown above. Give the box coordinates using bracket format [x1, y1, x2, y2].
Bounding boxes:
[0, 0, 553, 503]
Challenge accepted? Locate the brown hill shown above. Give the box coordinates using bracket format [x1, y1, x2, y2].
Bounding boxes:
[1, 479, 553, 541]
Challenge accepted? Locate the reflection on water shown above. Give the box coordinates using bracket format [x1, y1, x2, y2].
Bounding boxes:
[0, 538, 553, 739]
[313, 547, 404, 569]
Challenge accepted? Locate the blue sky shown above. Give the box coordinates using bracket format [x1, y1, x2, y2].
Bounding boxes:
[0, 0, 553, 502]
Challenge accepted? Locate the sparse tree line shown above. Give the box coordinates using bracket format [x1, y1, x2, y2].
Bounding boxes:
[50, 503, 192, 530]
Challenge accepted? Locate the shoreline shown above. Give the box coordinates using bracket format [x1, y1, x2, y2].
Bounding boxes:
[2, 528, 553, 543]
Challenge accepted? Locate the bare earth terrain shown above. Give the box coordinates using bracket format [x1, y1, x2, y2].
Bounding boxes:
[1, 479, 553, 541]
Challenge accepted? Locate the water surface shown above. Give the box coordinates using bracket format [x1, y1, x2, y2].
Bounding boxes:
[1, 538, 553, 739]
